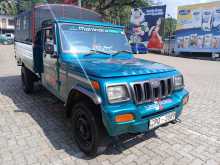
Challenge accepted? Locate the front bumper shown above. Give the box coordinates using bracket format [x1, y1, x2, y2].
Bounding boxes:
[102, 89, 189, 136]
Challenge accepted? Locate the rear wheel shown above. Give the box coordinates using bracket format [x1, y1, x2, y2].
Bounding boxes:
[72, 102, 102, 156]
[21, 66, 34, 93]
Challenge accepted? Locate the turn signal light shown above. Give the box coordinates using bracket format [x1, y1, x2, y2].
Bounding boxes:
[91, 81, 100, 90]
[115, 114, 134, 123]
[183, 95, 189, 105]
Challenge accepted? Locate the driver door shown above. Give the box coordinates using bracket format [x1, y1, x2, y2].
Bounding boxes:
[42, 26, 59, 95]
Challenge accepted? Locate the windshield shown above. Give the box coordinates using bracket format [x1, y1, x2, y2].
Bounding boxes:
[59, 24, 131, 54]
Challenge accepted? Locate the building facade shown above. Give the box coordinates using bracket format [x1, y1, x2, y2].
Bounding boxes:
[0, 15, 14, 34]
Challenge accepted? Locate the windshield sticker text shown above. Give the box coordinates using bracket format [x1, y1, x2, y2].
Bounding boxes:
[66, 25, 122, 34]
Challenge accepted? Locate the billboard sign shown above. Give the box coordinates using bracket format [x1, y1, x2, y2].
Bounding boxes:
[176, 1, 220, 52]
[129, 5, 166, 50]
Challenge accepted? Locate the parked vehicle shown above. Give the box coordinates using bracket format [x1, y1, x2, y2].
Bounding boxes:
[15, 4, 189, 155]
[4, 33, 14, 40]
[130, 42, 148, 54]
[0, 34, 13, 45]
[176, 1, 220, 60]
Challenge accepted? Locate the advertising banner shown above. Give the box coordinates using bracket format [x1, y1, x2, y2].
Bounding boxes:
[176, 1, 220, 53]
[129, 5, 166, 50]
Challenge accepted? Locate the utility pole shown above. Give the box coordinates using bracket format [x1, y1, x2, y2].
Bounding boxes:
[0, 21, 2, 35]
[167, 14, 172, 56]
[0, 6, 2, 35]
[78, 0, 81, 7]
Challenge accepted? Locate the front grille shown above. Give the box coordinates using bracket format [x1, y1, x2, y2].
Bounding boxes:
[131, 78, 173, 104]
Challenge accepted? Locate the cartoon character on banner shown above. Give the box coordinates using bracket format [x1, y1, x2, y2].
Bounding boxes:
[212, 36, 219, 48]
[130, 8, 149, 43]
[148, 18, 164, 49]
[197, 36, 204, 48]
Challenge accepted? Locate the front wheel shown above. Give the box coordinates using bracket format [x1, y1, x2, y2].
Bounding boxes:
[72, 102, 102, 156]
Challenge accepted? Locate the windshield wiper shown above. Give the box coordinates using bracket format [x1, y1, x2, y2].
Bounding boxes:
[84, 49, 110, 56]
[112, 50, 132, 56]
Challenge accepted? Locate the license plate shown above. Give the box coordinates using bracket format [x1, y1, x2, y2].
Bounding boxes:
[149, 112, 176, 130]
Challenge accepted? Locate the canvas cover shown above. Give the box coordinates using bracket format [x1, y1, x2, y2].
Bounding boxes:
[15, 4, 102, 43]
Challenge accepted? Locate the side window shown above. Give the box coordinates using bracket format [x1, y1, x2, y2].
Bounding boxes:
[8, 19, 14, 26]
[44, 28, 54, 46]
[43, 28, 57, 55]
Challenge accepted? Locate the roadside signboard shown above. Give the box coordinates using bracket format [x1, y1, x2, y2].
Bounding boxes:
[129, 5, 166, 51]
[175, 1, 220, 53]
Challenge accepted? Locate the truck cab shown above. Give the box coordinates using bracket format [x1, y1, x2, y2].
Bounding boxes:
[15, 4, 189, 156]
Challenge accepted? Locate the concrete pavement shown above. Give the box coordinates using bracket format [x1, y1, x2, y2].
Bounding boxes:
[0, 45, 219, 165]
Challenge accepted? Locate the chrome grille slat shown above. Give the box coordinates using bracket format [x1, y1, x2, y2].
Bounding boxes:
[159, 85, 162, 98]
[164, 80, 168, 96]
[140, 83, 145, 101]
[144, 82, 151, 100]
[131, 78, 173, 104]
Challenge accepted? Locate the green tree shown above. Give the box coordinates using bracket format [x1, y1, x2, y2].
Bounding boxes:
[80, 0, 150, 25]
[2, 0, 150, 25]
[0, 0, 48, 15]
[0, 0, 17, 15]
[164, 17, 177, 38]
[81, 0, 149, 14]
[17, 0, 48, 13]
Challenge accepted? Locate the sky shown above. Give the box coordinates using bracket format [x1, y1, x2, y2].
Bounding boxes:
[158, 0, 218, 18]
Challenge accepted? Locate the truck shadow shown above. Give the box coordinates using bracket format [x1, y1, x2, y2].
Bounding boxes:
[103, 131, 158, 155]
[0, 75, 159, 159]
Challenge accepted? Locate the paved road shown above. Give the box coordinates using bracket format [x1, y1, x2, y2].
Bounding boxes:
[0, 45, 219, 165]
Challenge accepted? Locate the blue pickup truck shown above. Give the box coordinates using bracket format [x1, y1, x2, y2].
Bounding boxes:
[15, 4, 189, 155]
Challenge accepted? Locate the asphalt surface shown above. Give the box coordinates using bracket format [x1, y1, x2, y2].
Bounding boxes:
[0, 45, 219, 165]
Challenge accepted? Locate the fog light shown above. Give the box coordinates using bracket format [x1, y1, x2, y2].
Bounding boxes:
[115, 114, 134, 123]
[183, 95, 189, 105]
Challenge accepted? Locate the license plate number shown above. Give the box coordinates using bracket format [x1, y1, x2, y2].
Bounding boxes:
[149, 112, 176, 130]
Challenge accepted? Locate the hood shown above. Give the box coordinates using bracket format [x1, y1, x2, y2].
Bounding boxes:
[71, 58, 176, 78]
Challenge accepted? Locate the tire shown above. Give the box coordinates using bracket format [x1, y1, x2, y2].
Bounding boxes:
[72, 102, 102, 156]
[21, 66, 34, 93]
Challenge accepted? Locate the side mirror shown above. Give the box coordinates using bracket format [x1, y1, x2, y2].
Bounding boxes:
[45, 43, 54, 55]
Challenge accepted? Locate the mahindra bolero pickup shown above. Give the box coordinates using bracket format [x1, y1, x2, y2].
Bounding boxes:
[15, 4, 189, 155]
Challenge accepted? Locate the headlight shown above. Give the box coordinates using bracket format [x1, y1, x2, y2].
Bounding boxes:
[174, 75, 184, 90]
[107, 85, 130, 103]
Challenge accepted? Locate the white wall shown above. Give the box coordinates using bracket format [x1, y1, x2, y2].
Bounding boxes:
[0, 15, 15, 30]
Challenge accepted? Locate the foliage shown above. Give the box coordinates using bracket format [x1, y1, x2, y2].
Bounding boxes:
[0, 0, 150, 25]
[0, 0, 17, 15]
[17, 0, 48, 13]
[0, 0, 48, 15]
[81, 0, 150, 25]
[164, 17, 177, 38]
